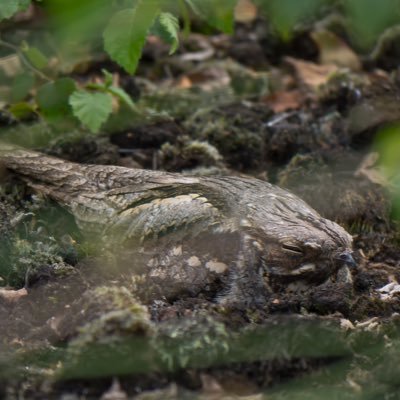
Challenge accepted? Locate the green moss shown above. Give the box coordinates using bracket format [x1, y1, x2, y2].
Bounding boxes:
[69, 286, 153, 349]
[155, 315, 229, 370]
[6, 238, 75, 288]
[184, 102, 272, 171]
[278, 153, 327, 188]
[0, 185, 80, 287]
[158, 137, 224, 172]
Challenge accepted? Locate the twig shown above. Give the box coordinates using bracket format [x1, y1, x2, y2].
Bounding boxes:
[0, 37, 51, 82]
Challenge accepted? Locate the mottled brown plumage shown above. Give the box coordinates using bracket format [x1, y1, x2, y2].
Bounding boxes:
[0, 145, 355, 305]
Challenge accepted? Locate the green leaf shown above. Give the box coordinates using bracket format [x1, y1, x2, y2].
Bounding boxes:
[44, 0, 112, 61]
[9, 102, 35, 119]
[178, 0, 191, 37]
[107, 86, 137, 110]
[36, 78, 76, 119]
[154, 12, 180, 55]
[185, 0, 236, 33]
[102, 69, 113, 87]
[343, 0, 400, 50]
[22, 46, 48, 70]
[255, 0, 325, 41]
[0, 0, 30, 20]
[11, 73, 35, 102]
[103, 1, 161, 74]
[69, 90, 113, 133]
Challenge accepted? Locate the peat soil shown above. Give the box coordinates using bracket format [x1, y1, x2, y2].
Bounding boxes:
[1, 12, 400, 400]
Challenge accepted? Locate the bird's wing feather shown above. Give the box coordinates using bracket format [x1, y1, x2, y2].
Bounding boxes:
[68, 165, 232, 241]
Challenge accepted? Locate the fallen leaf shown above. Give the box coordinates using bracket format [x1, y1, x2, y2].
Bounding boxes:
[263, 89, 304, 112]
[311, 29, 361, 71]
[285, 56, 338, 91]
[355, 152, 392, 187]
[176, 75, 193, 88]
[235, 0, 258, 23]
[0, 288, 28, 302]
[0, 54, 23, 77]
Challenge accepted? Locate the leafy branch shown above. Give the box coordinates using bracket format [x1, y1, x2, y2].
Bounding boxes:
[0, 0, 238, 133]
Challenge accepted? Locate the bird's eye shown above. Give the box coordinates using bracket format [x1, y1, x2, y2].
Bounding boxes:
[282, 244, 304, 255]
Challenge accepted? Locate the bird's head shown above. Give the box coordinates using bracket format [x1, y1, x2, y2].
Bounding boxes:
[239, 186, 355, 283]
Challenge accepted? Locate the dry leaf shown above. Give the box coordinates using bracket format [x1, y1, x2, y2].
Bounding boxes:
[311, 30, 361, 71]
[235, 0, 258, 23]
[355, 152, 391, 187]
[285, 56, 338, 91]
[0, 288, 28, 302]
[0, 54, 23, 77]
[263, 90, 304, 112]
[176, 75, 193, 89]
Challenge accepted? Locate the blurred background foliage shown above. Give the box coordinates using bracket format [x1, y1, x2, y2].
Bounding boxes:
[2, 0, 400, 131]
[375, 124, 400, 221]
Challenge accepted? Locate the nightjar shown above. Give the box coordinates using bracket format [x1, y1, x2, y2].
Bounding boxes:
[1, 144, 355, 305]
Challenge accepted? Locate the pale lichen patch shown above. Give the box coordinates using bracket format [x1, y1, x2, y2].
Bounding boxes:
[205, 260, 228, 273]
[187, 256, 201, 267]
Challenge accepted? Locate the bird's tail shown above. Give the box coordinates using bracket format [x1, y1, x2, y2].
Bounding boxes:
[0, 141, 88, 203]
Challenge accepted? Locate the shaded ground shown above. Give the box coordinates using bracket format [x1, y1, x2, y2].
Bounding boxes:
[1, 8, 400, 400]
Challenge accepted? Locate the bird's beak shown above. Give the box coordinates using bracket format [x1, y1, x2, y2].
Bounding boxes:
[337, 251, 357, 268]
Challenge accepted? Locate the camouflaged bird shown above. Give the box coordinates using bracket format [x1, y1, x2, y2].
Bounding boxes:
[0, 145, 355, 305]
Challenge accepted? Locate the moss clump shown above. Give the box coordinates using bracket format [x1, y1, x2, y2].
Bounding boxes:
[0, 182, 80, 288]
[5, 237, 77, 288]
[155, 315, 230, 370]
[278, 153, 328, 188]
[66, 286, 153, 348]
[60, 287, 154, 379]
[185, 102, 271, 171]
[158, 137, 224, 173]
